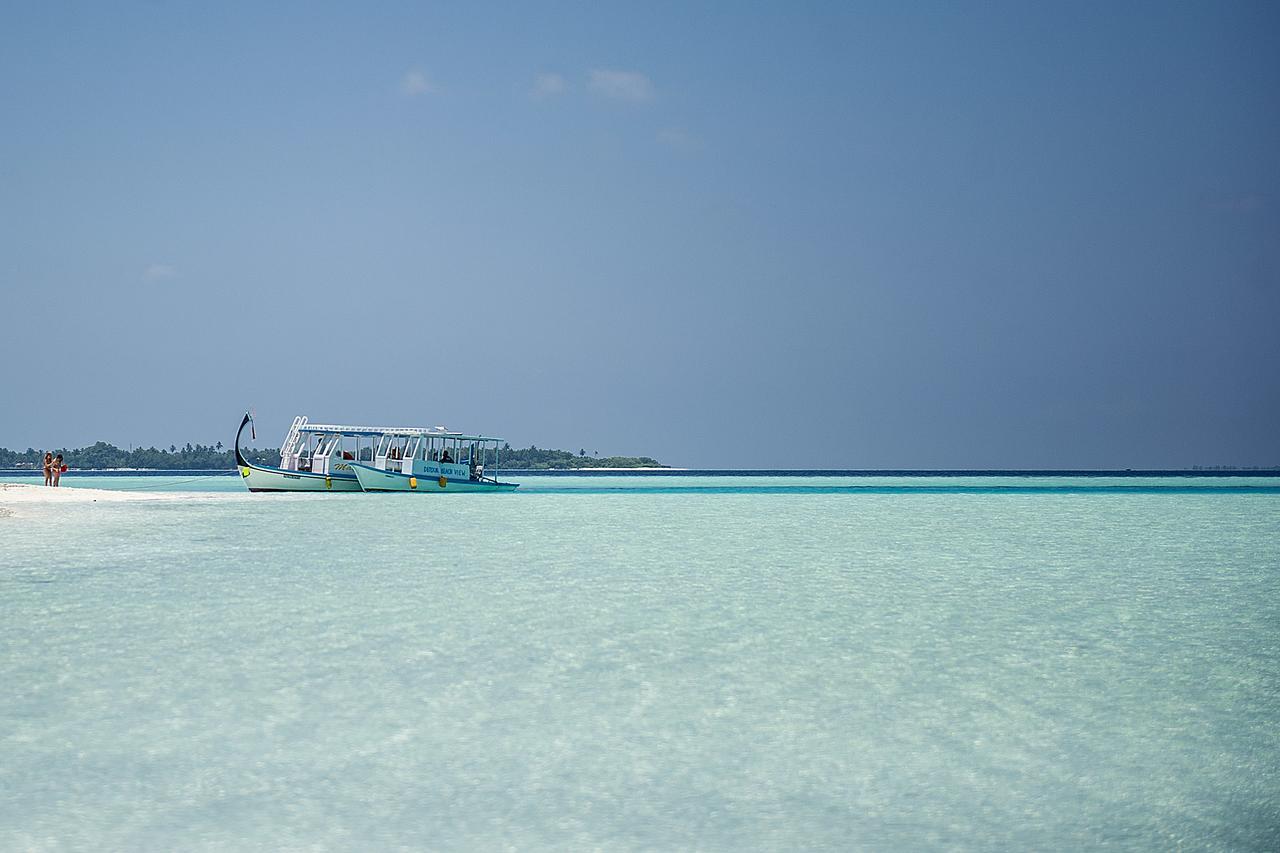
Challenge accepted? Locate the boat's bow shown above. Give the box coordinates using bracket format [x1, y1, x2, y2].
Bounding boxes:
[232, 412, 361, 492]
[234, 412, 253, 468]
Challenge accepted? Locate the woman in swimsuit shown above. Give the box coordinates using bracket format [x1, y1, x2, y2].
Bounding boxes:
[43, 452, 53, 486]
[52, 454, 64, 487]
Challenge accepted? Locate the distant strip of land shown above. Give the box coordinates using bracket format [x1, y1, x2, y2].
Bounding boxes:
[0, 442, 666, 471]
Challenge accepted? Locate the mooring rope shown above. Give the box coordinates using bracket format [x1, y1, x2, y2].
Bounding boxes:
[64, 475, 230, 492]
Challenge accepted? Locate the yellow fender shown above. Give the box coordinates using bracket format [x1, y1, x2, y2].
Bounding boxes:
[240, 466, 251, 478]
[409, 476, 418, 489]
[438, 475, 447, 489]
[326, 476, 332, 489]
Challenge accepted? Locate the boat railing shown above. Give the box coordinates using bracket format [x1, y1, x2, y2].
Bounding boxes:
[279, 416, 307, 469]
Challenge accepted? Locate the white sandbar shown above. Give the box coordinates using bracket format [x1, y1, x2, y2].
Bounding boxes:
[568, 467, 683, 472]
[0, 483, 161, 502]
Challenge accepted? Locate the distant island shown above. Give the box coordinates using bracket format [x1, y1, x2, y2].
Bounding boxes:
[0, 442, 666, 471]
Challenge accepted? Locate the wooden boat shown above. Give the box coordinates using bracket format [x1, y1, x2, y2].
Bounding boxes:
[347, 429, 518, 492]
[234, 413, 517, 493]
[234, 414, 363, 492]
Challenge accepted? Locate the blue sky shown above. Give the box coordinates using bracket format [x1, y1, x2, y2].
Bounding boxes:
[2, 1, 1277, 467]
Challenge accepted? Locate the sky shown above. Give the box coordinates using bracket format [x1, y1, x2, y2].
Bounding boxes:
[1, 1, 1277, 468]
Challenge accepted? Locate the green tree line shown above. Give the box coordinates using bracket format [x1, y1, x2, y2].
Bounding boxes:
[490, 445, 665, 470]
[0, 442, 664, 470]
[0, 442, 281, 470]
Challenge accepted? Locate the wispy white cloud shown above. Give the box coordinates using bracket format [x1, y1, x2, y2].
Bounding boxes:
[656, 127, 703, 153]
[143, 263, 176, 281]
[400, 69, 439, 97]
[587, 69, 655, 102]
[531, 72, 567, 99]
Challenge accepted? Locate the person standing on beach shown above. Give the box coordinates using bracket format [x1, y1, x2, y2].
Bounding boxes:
[43, 452, 53, 486]
[52, 454, 64, 487]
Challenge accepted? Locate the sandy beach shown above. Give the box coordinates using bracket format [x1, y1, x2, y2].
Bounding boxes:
[0, 483, 170, 504]
[0, 483, 227, 517]
[569, 467, 685, 472]
[1, 483, 128, 518]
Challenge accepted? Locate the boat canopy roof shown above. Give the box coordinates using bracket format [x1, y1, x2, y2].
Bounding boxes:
[300, 423, 504, 443]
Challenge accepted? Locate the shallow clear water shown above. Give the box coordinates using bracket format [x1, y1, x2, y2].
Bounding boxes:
[2, 476, 1278, 849]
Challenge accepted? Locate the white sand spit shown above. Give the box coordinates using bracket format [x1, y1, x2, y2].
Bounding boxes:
[570, 467, 684, 472]
[0, 479, 241, 512]
[0, 483, 210, 505]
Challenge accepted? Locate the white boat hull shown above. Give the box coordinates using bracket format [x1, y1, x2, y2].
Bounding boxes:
[349, 462, 518, 493]
[239, 462, 363, 492]
[234, 413, 362, 492]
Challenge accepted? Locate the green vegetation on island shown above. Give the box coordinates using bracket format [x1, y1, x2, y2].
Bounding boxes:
[0, 442, 664, 471]
[494, 445, 665, 470]
[0, 442, 279, 470]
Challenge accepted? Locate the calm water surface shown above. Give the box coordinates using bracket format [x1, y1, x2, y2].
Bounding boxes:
[2, 476, 1278, 849]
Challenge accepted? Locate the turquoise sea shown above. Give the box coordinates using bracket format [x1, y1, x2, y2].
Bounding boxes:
[2, 475, 1278, 850]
